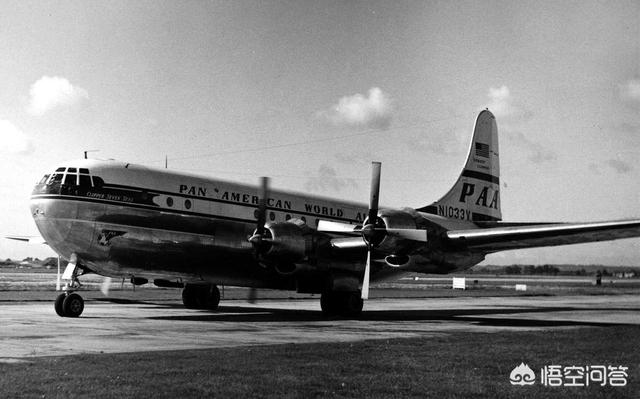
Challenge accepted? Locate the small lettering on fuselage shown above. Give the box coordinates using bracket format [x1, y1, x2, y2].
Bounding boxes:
[220, 191, 292, 210]
[87, 191, 134, 203]
[438, 205, 472, 220]
[179, 185, 207, 197]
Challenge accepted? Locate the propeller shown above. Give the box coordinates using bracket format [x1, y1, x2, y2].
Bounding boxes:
[100, 277, 113, 296]
[248, 176, 272, 255]
[316, 162, 428, 300]
[361, 161, 382, 300]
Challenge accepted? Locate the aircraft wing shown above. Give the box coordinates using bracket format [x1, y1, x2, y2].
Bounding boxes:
[446, 219, 640, 252]
[5, 235, 47, 245]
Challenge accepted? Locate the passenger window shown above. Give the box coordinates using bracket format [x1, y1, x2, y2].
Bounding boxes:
[79, 175, 91, 187]
[64, 174, 77, 186]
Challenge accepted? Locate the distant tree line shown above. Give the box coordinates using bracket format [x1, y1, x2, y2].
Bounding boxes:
[501, 265, 618, 276]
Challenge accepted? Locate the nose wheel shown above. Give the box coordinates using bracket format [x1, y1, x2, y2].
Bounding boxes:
[54, 292, 85, 317]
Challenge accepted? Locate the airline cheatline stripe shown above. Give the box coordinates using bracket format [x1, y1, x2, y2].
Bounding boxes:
[460, 169, 499, 184]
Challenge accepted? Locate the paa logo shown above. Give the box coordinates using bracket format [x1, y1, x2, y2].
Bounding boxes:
[510, 363, 536, 386]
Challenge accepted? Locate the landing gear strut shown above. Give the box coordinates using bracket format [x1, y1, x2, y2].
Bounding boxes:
[320, 291, 363, 317]
[182, 284, 221, 310]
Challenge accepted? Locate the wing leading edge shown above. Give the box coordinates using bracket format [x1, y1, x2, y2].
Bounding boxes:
[446, 219, 640, 252]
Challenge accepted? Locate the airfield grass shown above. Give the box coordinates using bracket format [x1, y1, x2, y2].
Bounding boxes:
[1, 326, 639, 398]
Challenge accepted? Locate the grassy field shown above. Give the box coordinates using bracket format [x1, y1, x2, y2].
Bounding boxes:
[1, 326, 638, 398]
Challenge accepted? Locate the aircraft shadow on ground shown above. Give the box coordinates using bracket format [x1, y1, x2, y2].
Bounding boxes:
[140, 304, 638, 328]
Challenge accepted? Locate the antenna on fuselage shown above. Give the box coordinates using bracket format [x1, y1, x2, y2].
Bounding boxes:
[83, 149, 99, 159]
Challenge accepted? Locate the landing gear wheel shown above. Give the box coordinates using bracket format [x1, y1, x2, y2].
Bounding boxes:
[62, 293, 84, 317]
[182, 284, 220, 310]
[54, 293, 66, 317]
[320, 291, 363, 318]
[342, 291, 364, 318]
[182, 285, 200, 309]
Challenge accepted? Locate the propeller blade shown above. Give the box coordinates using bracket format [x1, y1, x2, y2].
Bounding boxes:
[384, 228, 428, 242]
[256, 176, 269, 236]
[248, 287, 258, 304]
[317, 220, 361, 234]
[368, 162, 381, 224]
[361, 250, 371, 299]
[100, 277, 113, 296]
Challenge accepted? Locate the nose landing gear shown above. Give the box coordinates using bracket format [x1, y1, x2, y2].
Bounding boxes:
[54, 292, 85, 317]
[54, 260, 85, 317]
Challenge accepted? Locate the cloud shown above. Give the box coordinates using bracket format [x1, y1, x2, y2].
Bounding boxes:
[620, 79, 640, 102]
[486, 86, 513, 118]
[0, 120, 34, 154]
[606, 159, 633, 174]
[485, 86, 532, 120]
[27, 76, 89, 116]
[318, 87, 394, 129]
[304, 164, 358, 192]
[508, 131, 557, 164]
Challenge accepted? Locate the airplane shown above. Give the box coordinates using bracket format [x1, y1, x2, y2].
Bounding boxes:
[11, 109, 640, 318]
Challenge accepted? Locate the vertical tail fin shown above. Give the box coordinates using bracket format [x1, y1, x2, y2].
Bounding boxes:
[419, 110, 501, 222]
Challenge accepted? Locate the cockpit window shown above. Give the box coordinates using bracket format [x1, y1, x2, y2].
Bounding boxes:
[63, 173, 77, 186]
[92, 176, 104, 188]
[55, 167, 66, 172]
[39, 174, 50, 184]
[79, 168, 89, 174]
[68, 167, 77, 173]
[79, 174, 91, 187]
[50, 174, 64, 184]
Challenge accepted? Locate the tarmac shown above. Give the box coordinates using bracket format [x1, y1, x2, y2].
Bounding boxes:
[1, 293, 639, 361]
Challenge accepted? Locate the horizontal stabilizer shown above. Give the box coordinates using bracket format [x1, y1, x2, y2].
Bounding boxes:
[447, 219, 640, 251]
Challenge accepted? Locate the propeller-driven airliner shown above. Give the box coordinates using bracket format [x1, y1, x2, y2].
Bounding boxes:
[11, 110, 640, 317]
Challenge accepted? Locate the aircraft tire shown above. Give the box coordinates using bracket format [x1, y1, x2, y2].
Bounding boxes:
[321, 291, 363, 317]
[320, 292, 340, 315]
[205, 285, 220, 310]
[341, 291, 363, 318]
[54, 293, 66, 317]
[62, 293, 84, 318]
[182, 284, 200, 309]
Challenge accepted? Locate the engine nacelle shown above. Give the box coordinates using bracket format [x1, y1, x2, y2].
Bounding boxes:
[375, 209, 420, 251]
[261, 221, 313, 267]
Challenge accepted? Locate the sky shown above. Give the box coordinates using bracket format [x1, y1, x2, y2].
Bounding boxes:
[0, 0, 638, 265]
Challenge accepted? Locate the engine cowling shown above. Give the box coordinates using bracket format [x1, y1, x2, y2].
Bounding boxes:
[371, 209, 421, 251]
[260, 221, 313, 271]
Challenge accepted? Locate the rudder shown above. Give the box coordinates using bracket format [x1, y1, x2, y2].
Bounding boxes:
[419, 110, 501, 222]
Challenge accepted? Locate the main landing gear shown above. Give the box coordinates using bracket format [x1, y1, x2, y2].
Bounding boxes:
[320, 291, 364, 317]
[182, 284, 221, 310]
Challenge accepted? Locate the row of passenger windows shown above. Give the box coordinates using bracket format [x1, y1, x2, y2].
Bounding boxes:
[162, 196, 310, 223]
